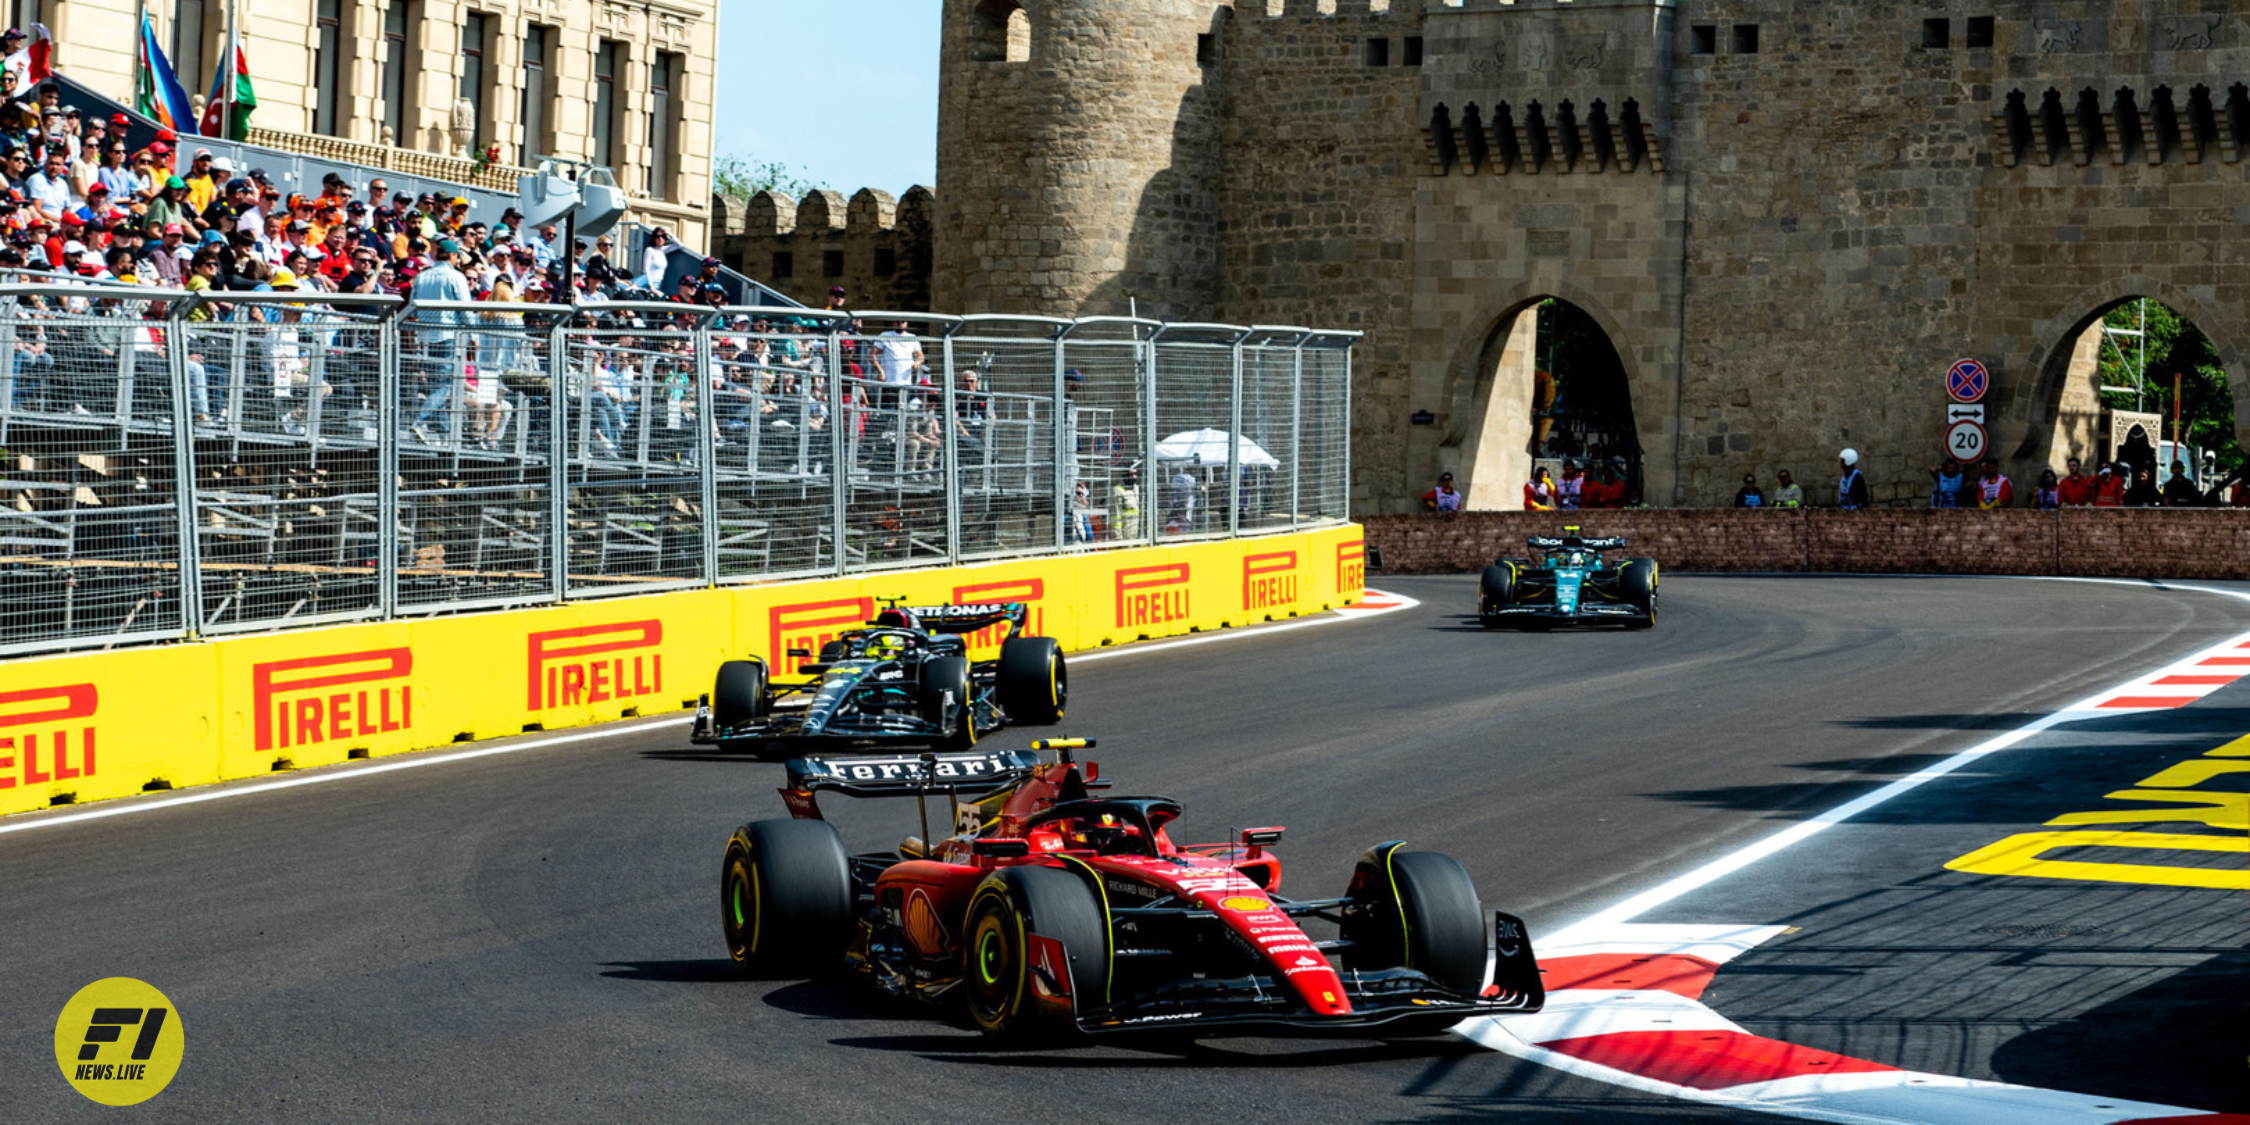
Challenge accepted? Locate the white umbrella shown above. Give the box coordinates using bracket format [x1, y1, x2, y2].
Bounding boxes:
[1155, 428, 1280, 469]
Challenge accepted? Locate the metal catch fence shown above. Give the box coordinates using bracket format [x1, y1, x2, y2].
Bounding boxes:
[0, 284, 1357, 656]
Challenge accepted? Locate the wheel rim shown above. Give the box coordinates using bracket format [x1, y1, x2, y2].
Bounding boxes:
[723, 854, 754, 962]
[965, 896, 1019, 1028]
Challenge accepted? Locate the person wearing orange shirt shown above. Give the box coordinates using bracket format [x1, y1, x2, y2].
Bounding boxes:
[2091, 463, 2126, 507]
[1974, 458, 2015, 509]
[2055, 456, 2095, 506]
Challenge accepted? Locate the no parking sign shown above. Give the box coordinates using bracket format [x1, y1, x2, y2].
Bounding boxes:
[1947, 359, 1989, 403]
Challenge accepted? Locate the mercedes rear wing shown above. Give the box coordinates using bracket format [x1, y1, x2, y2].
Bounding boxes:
[895, 602, 1030, 638]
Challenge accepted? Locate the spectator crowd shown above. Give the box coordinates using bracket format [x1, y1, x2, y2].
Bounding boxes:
[0, 69, 731, 307]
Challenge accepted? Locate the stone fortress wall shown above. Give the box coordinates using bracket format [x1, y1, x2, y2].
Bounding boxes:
[919, 0, 2250, 513]
[710, 186, 936, 314]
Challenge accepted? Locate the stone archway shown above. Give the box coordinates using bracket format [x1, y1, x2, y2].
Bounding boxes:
[1437, 286, 1652, 511]
[2006, 277, 2250, 479]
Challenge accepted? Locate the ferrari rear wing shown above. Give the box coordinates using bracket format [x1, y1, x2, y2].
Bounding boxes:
[783, 749, 1044, 798]
[896, 602, 1030, 637]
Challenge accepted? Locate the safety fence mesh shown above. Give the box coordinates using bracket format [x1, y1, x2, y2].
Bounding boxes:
[0, 287, 1356, 655]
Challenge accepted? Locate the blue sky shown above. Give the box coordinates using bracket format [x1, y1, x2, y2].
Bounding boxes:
[715, 1, 940, 196]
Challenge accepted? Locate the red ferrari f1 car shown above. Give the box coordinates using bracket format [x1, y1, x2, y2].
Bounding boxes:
[721, 740, 1544, 1037]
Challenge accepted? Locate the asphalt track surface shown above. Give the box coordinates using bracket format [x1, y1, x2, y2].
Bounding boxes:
[4, 574, 2248, 1122]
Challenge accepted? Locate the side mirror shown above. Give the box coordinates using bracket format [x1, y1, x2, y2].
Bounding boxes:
[1241, 826, 1284, 858]
[787, 648, 811, 659]
[973, 838, 1031, 858]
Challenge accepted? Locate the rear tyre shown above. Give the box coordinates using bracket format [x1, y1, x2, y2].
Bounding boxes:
[721, 819, 853, 977]
[920, 655, 977, 750]
[996, 637, 1067, 725]
[1342, 847, 1487, 997]
[962, 866, 1109, 1038]
[1619, 558, 1658, 628]
[713, 659, 769, 732]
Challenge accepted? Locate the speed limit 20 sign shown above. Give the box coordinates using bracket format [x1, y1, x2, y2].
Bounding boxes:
[1946, 418, 1989, 462]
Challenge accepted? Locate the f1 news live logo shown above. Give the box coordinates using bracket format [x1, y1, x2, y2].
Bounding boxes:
[0, 683, 97, 789]
[528, 620, 664, 710]
[253, 648, 412, 752]
[771, 596, 875, 673]
[1241, 550, 1300, 612]
[1116, 563, 1191, 628]
[953, 579, 1045, 648]
[53, 977, 185, 1106]
[1337, 538, 1366, 593]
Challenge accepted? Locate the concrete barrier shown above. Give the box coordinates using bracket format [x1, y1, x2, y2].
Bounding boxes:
[1363, 509, 2250, 579]
[0, 526, 1366, 815]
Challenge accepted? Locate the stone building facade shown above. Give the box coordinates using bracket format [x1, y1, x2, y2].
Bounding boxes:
[710, 186, 935, 313]
[928, 0, 2250, 512]
[45, 0, 716, 246]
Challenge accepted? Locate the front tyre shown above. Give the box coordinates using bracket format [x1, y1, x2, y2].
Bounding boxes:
[1341, 845, 1487, 996]
[713, 659, 769, 732]
[962, 866, 1109, 1038]
[1479, 564, 1516, 629]
[996, 637, 1067, 725]
[919, 655, 977, 750]
[1619, 558, 1658, 628]
[722, 819, 852, 977]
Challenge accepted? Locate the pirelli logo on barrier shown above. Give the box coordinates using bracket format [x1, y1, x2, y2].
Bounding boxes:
[1242, 550, 1300, 612]
[1337, 538, 1366, 596]
[1116, 563, 1191, 628]
[252, 648, 413, 752]
[0, 684, 97, 789]
[771, 597, 876, 673]
[528, 620, 664, 711]
[953, 579, 1045, 650]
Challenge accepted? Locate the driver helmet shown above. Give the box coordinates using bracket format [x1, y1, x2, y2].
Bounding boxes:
[866, 633, 908, 659]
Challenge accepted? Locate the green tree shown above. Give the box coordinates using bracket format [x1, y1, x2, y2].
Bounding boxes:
[2094, 300, 2243, 475]
[712, 154, 828, 200]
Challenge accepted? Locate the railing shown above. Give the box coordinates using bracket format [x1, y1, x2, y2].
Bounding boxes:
[0, 284, 1356, 656]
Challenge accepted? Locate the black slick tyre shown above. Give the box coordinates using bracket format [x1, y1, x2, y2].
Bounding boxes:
[1619, 558, 1658, 628]
[1342, 847, 1487, 996]
[713, 659, 769, 731]
[996, 636, 1066, 725]
[920, 655, 976, 749]
[721, 819, 852, 977]
[962, 865, 1109, 1038]
[1479, 564, 1515, 629]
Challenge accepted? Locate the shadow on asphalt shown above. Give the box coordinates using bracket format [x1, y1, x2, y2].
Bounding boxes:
[823, 1033, 1479, 1069]
[599, 958, 748, 983]
[1989, 946, 2250, 1113]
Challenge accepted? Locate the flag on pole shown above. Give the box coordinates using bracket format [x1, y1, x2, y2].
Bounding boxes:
[198, 32, 255, 139]
[135, 15, 196, 134]
[25, 23, 52, 83]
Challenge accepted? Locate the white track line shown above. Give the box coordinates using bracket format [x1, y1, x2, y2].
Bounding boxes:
[1466, 576, 2250, 1123]
[0, 589, 1416, 835]
[1546, 576, 2250, 945]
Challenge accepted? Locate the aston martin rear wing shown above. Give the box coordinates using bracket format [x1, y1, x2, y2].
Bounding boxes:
[1527, 535, 1627, 550]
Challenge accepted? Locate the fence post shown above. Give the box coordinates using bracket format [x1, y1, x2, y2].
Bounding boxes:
[828, 326, 848, 575]
[1053, 329, 1068, 552]
[165, 299, 202, 639]
[1342, 342, 1354, 522]
[377, 307, 400, 619]
[1229, 338, 1244, 538]
[548, 315, 571, 604]
[941, 332, 961, 565]
[0, 293, 17, 432]
[1142, 331, 1159, 545]
[695, 316, 719, 585]
[1289, 340, 1303, 531]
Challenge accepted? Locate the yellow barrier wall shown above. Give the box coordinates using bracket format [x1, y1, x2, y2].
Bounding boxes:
[0, 527, 1364, 815]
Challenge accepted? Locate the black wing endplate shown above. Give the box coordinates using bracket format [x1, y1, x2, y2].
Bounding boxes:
[899, 602, 1030, 637]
